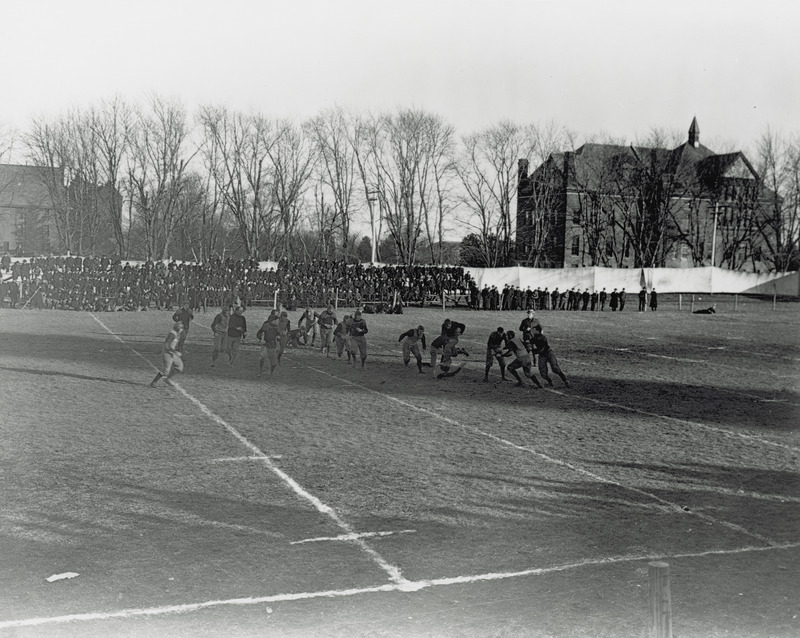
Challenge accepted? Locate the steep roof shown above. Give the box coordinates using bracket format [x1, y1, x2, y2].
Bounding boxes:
[697, 152, 759, 183]
[526, 119, 765, 199]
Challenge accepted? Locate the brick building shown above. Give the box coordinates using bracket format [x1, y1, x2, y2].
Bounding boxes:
[516, 118, 772, 271]
[0, 164, 63, 256]
[0, 164, 121, 258]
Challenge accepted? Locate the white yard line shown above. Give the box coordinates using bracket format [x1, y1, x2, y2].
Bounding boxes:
[556, 389, 800, 454]
[3, 541, 797, 630]
[89, 314, 411, 587]
[597, 344, 797, 378]
[301, 363, 783, 547]
[291, 529, 417, 545]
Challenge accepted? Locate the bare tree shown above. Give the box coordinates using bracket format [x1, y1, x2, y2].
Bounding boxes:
[197, 107, 286, 259]
[368, 109, 455, 266]
[0, 123, 14, 161]
[612, 129, 687, 267]
[565, 134, 631, 266]
[457, 121, 536, 266]
[128, 96, 196, 260]
[517, 124, 581, 267]
[306, 107, 357, 260]
[418, 114, 456, 264]
[349, 113, 383, 263]
[267, 120, 316, 261]
[755, 128, 800, 272]
[23, 113, 104, 254]
[89, 97, 133, 257]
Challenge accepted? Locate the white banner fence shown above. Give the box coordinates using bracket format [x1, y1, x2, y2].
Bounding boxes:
[463, 266, 800, 297]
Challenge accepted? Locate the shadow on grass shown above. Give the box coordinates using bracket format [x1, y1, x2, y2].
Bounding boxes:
[1, 330, 798, 434]
[0, 364, 148, 387]
[589, 460, 800, 499]
[440, 463, 800, 546]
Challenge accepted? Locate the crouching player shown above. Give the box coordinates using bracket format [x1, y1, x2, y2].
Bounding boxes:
[256, 314, 280, 377]
[150, 321, 185, 387]
[531, 325, 570, 388]
[398, 325, 426, 373]
[430, 319, 466, 368]
[434, 328, 468, 379]
[484, 327, 508, 382]
[286, 325, 308, 348]
[501, 330, 542, 388]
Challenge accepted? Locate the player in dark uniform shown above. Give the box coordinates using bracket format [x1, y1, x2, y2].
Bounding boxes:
[518, 309, 542, 345]
[256, 314, 280, 376]
[334, 314, 354, 362]
[530, 325, 569, 388]
[431, 319, 466, 368]
[484, 327, 508, 382]
[434, 328, 468, 379]
[226, 306, 247, 366]
[210, 305, 229, 367]
[318, 305, 337, 356]
[172, 304, 194, 352]
[501, 330, 542, 388]
[399, 325, 426, 373]
[348, 310, 369, 368]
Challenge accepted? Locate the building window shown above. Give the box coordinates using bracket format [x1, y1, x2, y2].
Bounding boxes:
[571, 236, 580, 256]
[605, 241, 613, 257]
[572, 209, 581, 224]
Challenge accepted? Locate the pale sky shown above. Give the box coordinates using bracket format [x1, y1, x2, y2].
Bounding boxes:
[2, 0, 798, 152]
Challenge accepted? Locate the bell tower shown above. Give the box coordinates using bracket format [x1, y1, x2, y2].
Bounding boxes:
[688, 116, 700, 148]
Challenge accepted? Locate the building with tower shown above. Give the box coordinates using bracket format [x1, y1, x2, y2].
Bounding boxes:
[516, 118, 773, 272]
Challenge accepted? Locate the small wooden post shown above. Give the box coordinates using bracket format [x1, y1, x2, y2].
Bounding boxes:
[649, 561, 672, 638]
[273, 289, 279, 311]
[773, 292, 777, 311]
[678, 293, 682, 311]
[690, 294, 694, 314]
[734, 294, 738, 312]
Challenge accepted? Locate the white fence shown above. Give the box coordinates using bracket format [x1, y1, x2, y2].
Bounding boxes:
[463, 266, 800, 297]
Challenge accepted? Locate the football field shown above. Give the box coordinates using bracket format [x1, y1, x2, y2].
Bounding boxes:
[0, 303, 798, 637]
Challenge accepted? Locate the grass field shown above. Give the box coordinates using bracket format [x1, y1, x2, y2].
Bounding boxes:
[0, 303, 798, 637]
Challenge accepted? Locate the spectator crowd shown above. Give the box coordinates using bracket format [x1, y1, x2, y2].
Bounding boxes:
[470, 284, 630, 312]
[0, 254, 476, 312]
[1, 253, 636, 313]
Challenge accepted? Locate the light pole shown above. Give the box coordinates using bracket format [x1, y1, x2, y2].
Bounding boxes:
[710, 202, 719, 267]
[367, 189, 380, 265]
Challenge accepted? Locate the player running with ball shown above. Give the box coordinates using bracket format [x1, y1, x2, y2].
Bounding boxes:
[150, 321, 185, 387]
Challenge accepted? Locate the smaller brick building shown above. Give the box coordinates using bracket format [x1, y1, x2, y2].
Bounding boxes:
[0, 164, 63, 256]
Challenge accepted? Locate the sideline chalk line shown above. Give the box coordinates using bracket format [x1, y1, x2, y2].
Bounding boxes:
[595, 343, 797, 379]
[2, 541, 797, 629]
[301, 361, 784, 547]
[89, 314, 410, 587]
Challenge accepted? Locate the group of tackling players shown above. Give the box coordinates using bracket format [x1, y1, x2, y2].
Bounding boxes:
[482, 309, 570, 388]
[149, 303, 569, 389]
[397, 310, 570, 387]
